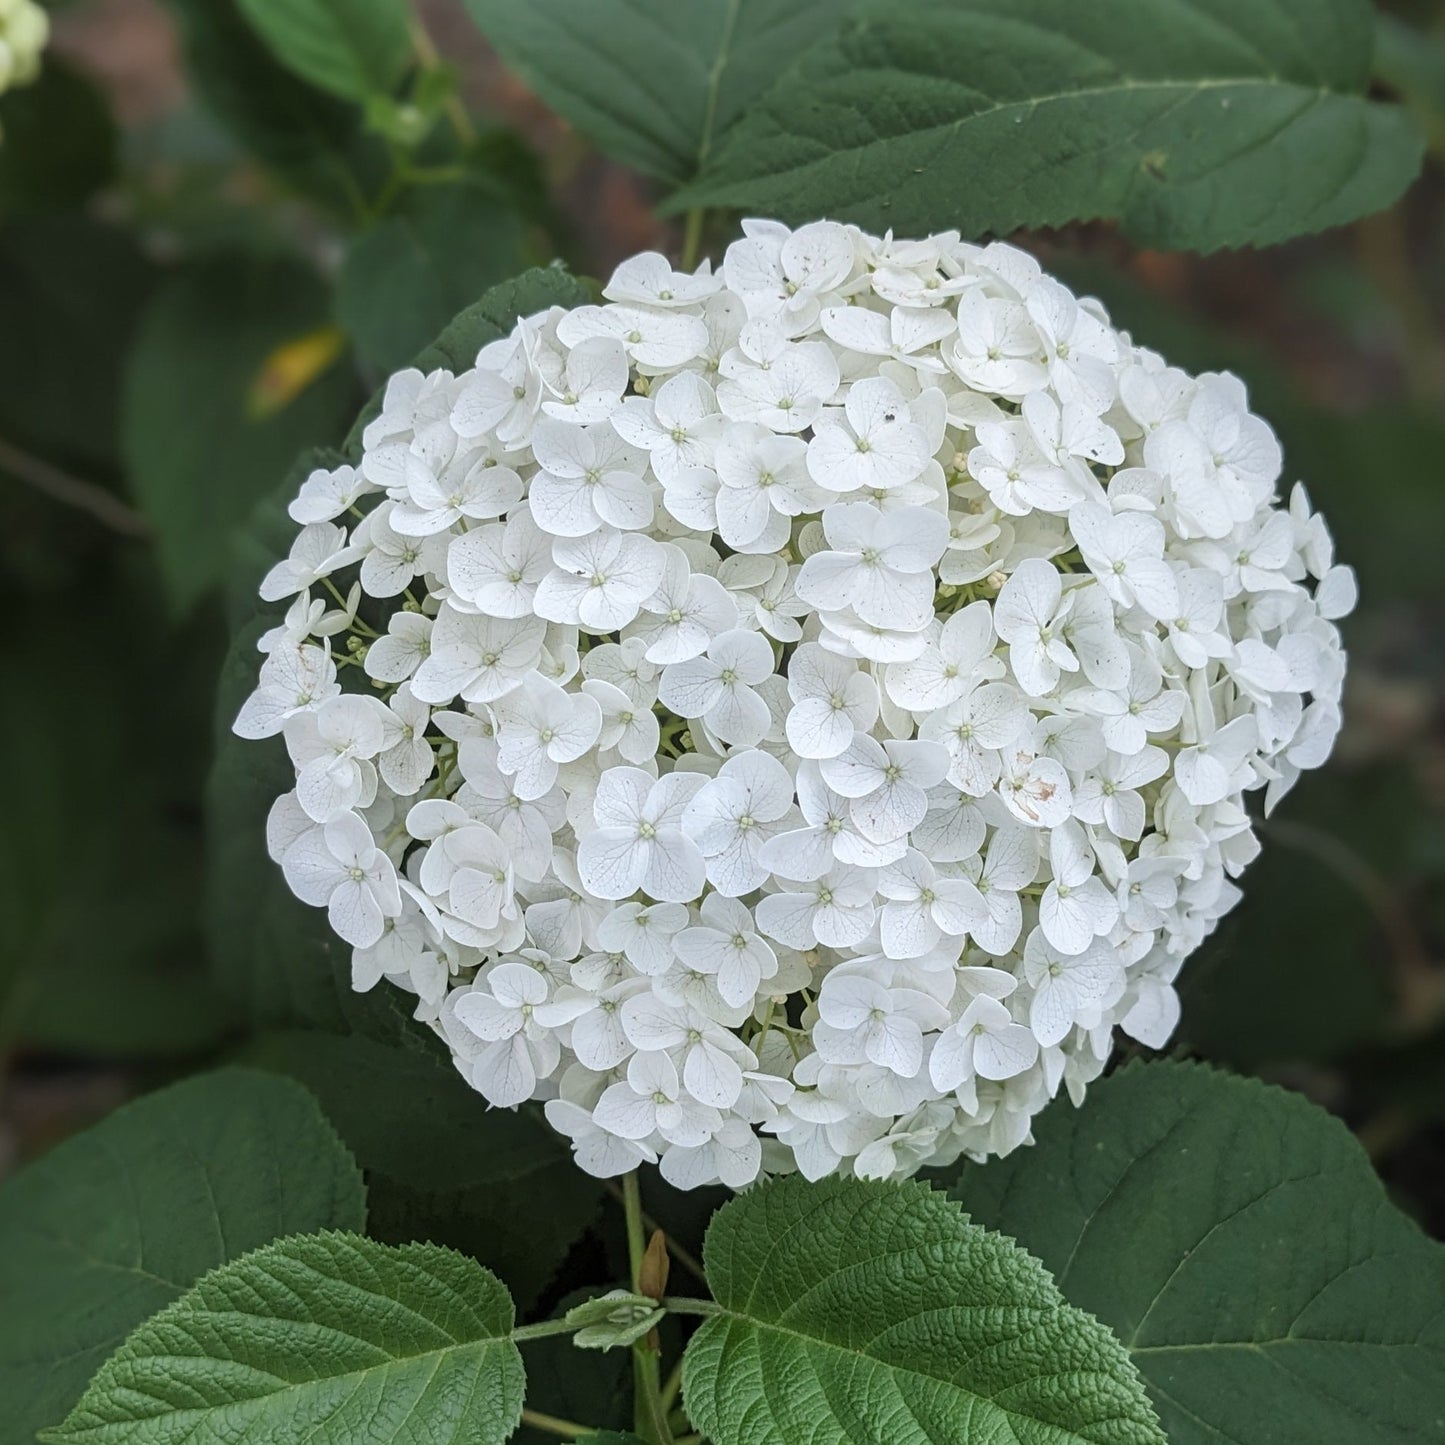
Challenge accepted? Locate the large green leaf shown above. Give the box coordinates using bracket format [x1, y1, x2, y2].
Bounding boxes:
[462, 0, 857, 184]
[237, 0, 413, 104]
[956, 1061, 1445, 1445]
[672, 0, 1423, 251]
[1177, 765, 1403, 1068]
[0, 1070, 365, 1445]
[682, 1174, 1164, 1445]
[337, 182, 532, 372]
[42, 1234, 524, 1445]
[123, 253, 357, 614]
[366, 1164, 601, 1314]
[248, 1030, 572, 1189]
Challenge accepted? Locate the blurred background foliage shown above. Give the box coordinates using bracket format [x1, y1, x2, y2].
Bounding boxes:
[1, 0, 1443, 1247]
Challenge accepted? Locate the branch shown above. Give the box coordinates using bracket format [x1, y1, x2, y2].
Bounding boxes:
[0, 436, 151, 540]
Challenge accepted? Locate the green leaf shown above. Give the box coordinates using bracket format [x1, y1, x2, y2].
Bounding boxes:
[248, 1029, 571, 1188]
[336, 182, 532, 372]
[671, 0, 1424, 251]
[365, 1163, 601, 1314]
[956, 1061, 1445, 1445]
[339, 262, 590, 462]
[463, 0, 857, 184]
[42, 1233, 524, 1445]
[563, 1291, 667, 1350]
[0, 61, 117, 212]
[161, 0, 381, 210]
[237, 0, 413, 103]
[682, 1174, 1164, 1445]
[123, 253, 357, 614]
[0, 1070, 365, 1445]
[246, 1028, 602, 1311]
[1375, 13, 1445, 156]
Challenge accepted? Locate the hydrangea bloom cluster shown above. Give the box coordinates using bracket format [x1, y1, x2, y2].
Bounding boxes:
[236, 221, 1355, 1189]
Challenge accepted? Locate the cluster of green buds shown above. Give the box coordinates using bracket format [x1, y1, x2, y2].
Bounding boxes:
[0, 0, 47, 99]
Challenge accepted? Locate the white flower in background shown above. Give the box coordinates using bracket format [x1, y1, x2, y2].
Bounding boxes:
[0, 0, 47, 98]
[238, 218, 1354, 1190]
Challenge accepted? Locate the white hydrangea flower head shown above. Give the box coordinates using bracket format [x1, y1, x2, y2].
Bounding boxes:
[0, 0, 47, 95]
[237, 220, 1356, 1189]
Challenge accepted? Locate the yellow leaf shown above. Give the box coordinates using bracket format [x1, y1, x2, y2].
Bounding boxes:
[246, 325, 346, 421]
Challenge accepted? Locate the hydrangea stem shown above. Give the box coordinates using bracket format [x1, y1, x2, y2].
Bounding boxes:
[602, 1177, 707, 1285]
[409, 15, 477, 146]
[623, 1172, 673, 1444]
[0, 435, 151, 540]
[679, 207, 707, 271]
[520, 1407, 599, 1439]
[659, 1354, 686, 1415]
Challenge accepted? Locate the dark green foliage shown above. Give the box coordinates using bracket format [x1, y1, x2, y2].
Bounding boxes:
[123, 253, 358, 613]
[336, 181, 534, 372]
[0, 1071, 365, 1445]
[671, 0, 1422, 250]
[42, 1234, 524, 1445]
[684, 1174, 1164, 1445]
[0, 62, 116, 213]
[958, 1062, 1445, 1445]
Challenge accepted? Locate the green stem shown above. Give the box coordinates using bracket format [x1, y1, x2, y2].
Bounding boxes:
[0, 435, 151, 540]
[622, 1173, 673, 1445]
[601, 1178, 708, 1287]
[409, 13, 477, 145]
[401, 163, 472, 185]
[623, 1171, 648, 1282]
[659, 1354, 686, 1416]
[511, 1317, 594, 1344]
[679, 207, 706, 271]
[520, 1407, 601, 1440]
[661, 1297, 722, 1318]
